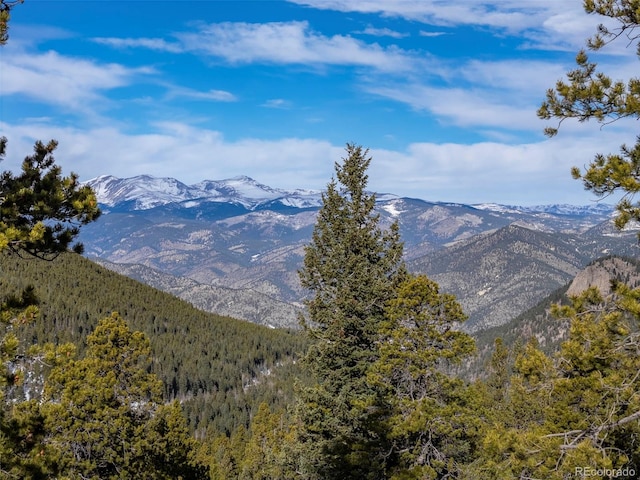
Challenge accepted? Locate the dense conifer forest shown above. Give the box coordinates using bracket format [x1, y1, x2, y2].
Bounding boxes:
[0, 251, 307, 436]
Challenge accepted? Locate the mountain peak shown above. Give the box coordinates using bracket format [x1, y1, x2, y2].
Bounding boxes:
[86, 174, 321, 210]
[85, 175, 195, 209]
[228, 174, 257, 182]
[85, 174, 616, 217]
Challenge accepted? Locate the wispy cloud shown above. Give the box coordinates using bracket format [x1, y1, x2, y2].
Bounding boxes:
[165, 86, 238, 102]
[419, 31, 446, 37]
[0, 49, 152, 115]
[288, 1, 558, 31]
[92, 36, 183, 53]
[261, 99, 293, 109]
[367, 83, 537, 131]
[288, 1, 610, 52]
[457, 59, 566, 96]
[93, 21, 417, 72]
[357, 26, 408, 38]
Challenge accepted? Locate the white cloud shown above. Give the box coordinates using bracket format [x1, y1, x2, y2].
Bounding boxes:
[361, 57, 586, 133]
[288, 1, 619, 54]
[288, 1, 562, 31]
[200, 90, 238, 102]
[366, 83, 537, 131]
[261, 99, 293, 109]
[1, 120, 630, 205]
[92, 36, 184, 53]
[165, 86, 238, 102]
[367, 132, 630, 204]
[94, 21, 417, 72]
[181, 21, 417, 71]
[419, 31, 447, 37]
[0, 121, 340, 193]
[357, 26, 409, 38]
[0, 48, 152, 114]
[457, 60, 566, 95]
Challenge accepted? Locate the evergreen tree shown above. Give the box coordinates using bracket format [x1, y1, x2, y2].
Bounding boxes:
[538, 0, 640, 232]
[470, 286, 640, 478]
[484, 337, 511, 406]
[296, 144, 406, 479]
[0, 80, 100, 478]
[369, 274, 477, 479]
[202, 387, 304, 479]
[0, 138, 101, 258]
[41, 313, 207, 479]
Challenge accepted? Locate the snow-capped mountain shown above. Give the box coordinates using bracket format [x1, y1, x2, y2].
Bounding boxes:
[80, 174, 635, 331]
[86, 174, 323, 211]
[87, 174, 617, 217]
[474, 203, 615, 216]
[87, 175, 199, 209]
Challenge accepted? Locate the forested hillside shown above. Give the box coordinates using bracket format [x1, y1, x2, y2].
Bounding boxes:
[3, 1, 640, 478]
[0, 251, 307, 436]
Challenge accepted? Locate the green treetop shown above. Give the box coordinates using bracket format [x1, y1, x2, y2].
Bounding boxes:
[296, 144, 407, 479]
[471, 285, 640, 478]
[0, 138, 101, 259]
[369, 274, 477, 479]
[42, 313, 207, 479]
[538, 0, 640, 231]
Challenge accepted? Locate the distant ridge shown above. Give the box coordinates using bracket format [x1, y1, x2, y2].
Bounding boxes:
[86, 174, 616, 216]
[94, 258, 301, 328]
[80, 174, 632, 331]
[85, 174, 323, 211]
[467, 255, 640, 379]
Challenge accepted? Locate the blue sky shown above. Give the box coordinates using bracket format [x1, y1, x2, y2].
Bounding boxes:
[0, 0, 637, 205]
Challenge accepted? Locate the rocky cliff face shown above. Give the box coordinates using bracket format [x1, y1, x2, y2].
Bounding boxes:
[465, 255, 640, 379]
[566, 256, 640, 297]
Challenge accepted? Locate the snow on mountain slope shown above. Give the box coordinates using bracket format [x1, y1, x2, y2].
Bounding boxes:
[86, 174, 616, 219]
[87, 174, 323, 210]
[193, 176, 285, 207]
[87, 175, 200, 209]
[473, 202, 615, 216]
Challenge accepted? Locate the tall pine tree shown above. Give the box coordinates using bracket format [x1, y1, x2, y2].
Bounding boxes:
[296, 144, 406, 479]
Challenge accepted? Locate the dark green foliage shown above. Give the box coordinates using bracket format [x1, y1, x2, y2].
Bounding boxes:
[296, 144, 407, 479]
[0, 252, 308, 436]
[469, 285, 640, 478]
[203, 402, 301, 479]
[0, 399, 55, 479]
[0, 138, 101, 258]
[40, 313, 207, 479]
[0, 126, 102, 476]
[370, 274, 478, 479]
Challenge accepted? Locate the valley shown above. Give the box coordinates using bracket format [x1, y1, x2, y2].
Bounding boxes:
[80, 174, 638, 331]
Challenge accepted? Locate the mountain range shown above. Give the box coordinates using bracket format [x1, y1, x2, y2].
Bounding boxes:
[80, 175, 639, 331]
